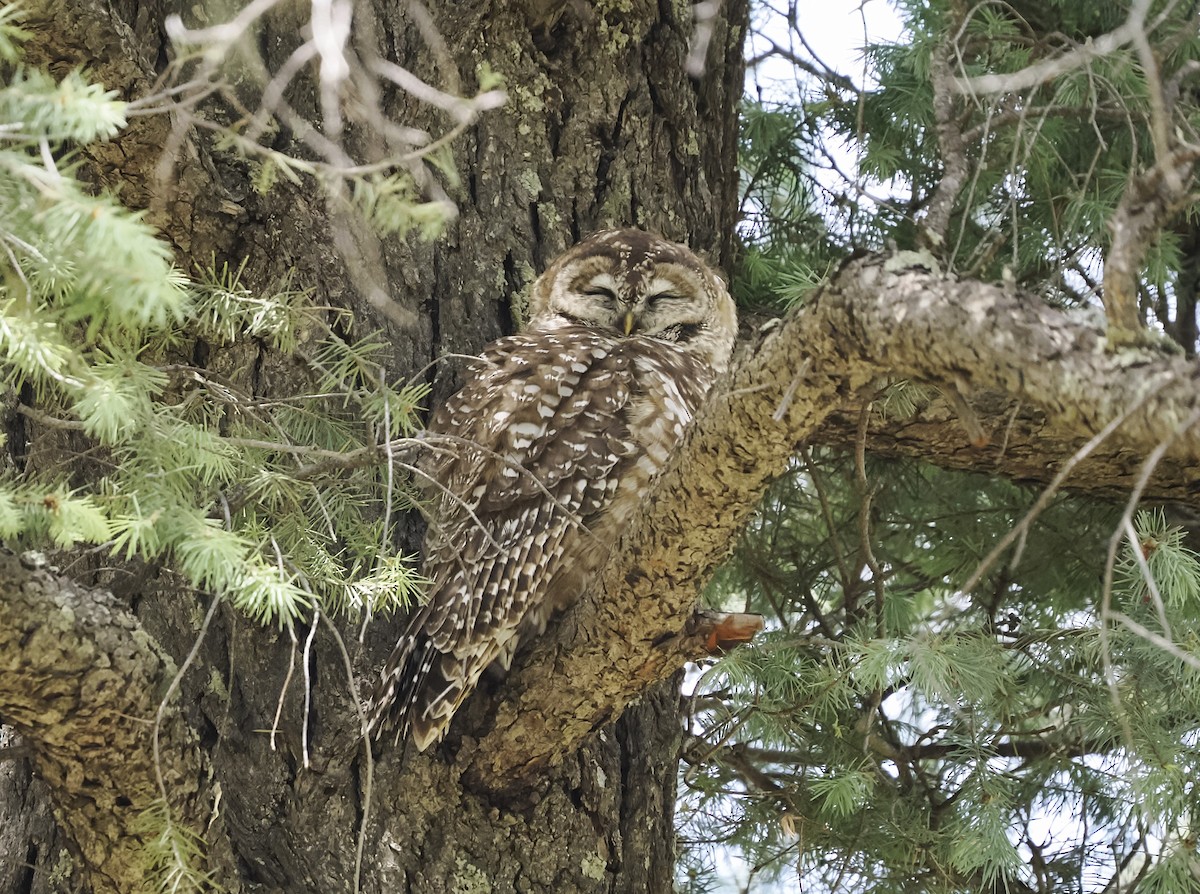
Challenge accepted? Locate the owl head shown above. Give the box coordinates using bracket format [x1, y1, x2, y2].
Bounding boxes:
[525, 228, 738, 373]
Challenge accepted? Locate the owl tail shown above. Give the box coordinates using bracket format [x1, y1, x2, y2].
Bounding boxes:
[367, 630, 434, 748]
[366, 631, 484, 752]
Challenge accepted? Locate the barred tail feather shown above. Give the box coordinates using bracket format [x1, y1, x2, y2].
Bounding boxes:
[367, 629, 510, 751]
[366, 631, 438, 748]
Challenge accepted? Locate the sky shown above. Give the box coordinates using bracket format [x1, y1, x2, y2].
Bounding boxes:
[745, 0, 905, 101]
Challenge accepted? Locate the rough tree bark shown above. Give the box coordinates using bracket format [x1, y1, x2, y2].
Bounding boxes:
[2, 0, 748, 891]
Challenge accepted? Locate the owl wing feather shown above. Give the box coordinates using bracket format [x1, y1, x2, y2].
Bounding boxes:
[367, 326, 635, 749]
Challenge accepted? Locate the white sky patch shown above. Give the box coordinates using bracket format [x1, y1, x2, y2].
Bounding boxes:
[746, 0, 904, 103]
[743, 0, 907, 245]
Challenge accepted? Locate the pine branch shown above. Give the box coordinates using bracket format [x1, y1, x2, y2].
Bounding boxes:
[688, 732, 1120, 774]
[952, 0, 1152, 96]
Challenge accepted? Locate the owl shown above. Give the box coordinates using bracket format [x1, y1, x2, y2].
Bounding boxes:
[367, 228, 738, 751]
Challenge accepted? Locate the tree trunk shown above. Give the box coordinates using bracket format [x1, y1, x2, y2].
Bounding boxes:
[1, 0, 748, 891]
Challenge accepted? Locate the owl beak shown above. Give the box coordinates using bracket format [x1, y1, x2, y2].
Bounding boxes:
[622, 308, 637, 335]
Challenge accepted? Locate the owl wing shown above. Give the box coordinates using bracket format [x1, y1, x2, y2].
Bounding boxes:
[368, 326, 635, 750]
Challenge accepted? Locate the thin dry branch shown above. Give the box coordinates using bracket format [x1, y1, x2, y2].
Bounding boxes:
[953, 0, 1154, 96]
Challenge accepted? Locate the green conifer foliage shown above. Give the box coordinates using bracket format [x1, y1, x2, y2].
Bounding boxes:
[0, 12, 428, 630]
[681, 1, 1200, 890]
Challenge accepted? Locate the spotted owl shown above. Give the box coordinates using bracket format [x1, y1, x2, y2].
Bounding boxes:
[367, 228, 738, 750]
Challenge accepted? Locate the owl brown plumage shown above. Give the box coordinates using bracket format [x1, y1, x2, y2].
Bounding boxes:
[366, 228, 737, 751]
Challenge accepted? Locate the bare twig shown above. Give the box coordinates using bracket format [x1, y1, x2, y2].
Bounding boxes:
[318, 613, 372, 894]
[953, 0, 1153, 96]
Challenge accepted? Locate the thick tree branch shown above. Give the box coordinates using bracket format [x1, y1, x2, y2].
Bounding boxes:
[0, 551, 233, 894]
[816, 392, 1200, 503]
[468, 254, 1200, 792]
